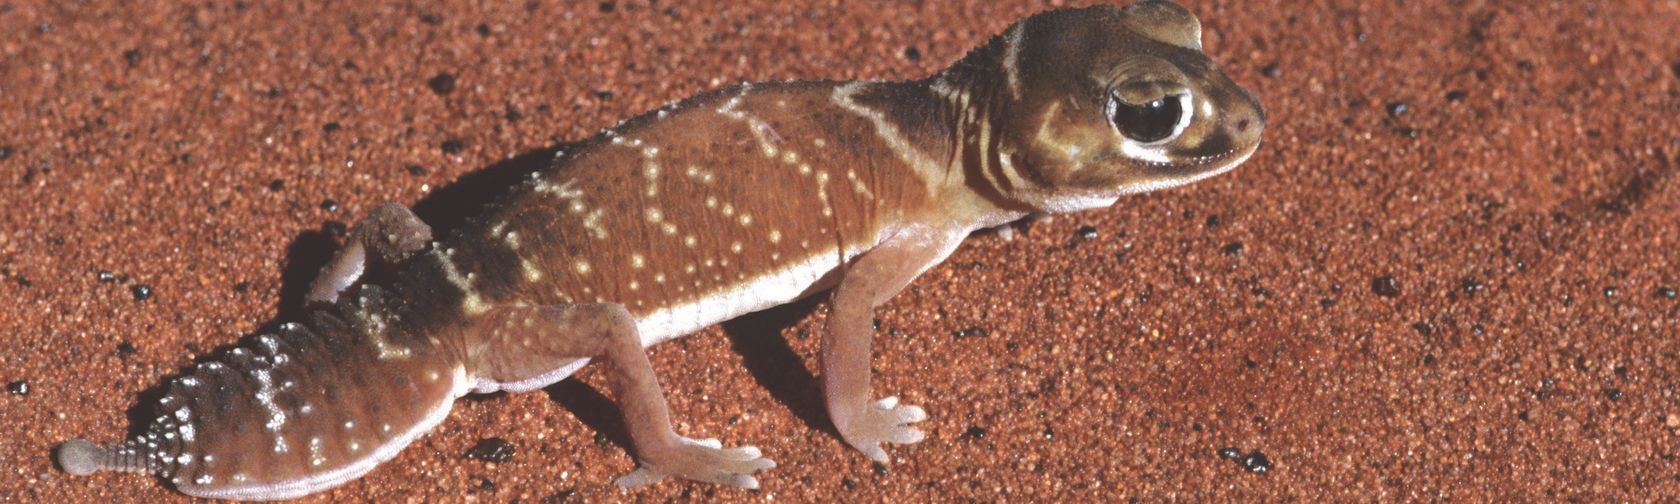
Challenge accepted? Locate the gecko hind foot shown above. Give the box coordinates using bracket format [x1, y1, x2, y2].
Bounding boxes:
[614, 436, 776, 489]
[842, 396, 928, 463]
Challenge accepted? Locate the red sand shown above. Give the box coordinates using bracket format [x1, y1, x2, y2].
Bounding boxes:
[4, 1, 1679, 501]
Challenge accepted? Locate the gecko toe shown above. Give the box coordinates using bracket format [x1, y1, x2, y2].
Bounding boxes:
[614, 468, 664, 488]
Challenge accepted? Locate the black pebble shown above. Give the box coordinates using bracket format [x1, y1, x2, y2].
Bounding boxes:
[1445, 90, 1468, 102]
[6, 380, 28, 396]
[428, 73, 456, 95]
[96, 270, 115, 283]
[1395, 127, 1419, 138]
[1241, 451, 1271, 473]
[903, 46, 921, 61]
[1075, 225, 1099, 240]
[1386, 101, 1409, 117]
[595, 90, 613, 101]
[323, 221, 348, 238]
[268, 179, 285, 191]
[953, 327, 987, 339]
[479, 478, 495, 490]
[321, 122, 341, 133]
[598, 1, 616, 13]
[1221, 242, 1244, 255]
[475, 23, 491, 36]
[963, 426, 988, 439]
[1371, 276, 1401, 297]
[406, 164, 426, 176]
[464, 437, 516, 462]
[1658, 287, 1677, 299]
[122, 48, 142, 65]
[1603, 286, 1617, 298]
[441, 139, 465, 154]
[116, 341, 138, 358]
[1260, 63, 1281, 78]
[0, 145, 12, 160]
[1217, 447, 1240, 459]
[1460, 277, 1484, 295]
[131, 284, 152, 301]
[320, 198, 338, 213]
[1605, 388, 1623, 400]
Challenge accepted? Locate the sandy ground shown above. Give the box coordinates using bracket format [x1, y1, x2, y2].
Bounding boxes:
[3, 0, 1679, 501]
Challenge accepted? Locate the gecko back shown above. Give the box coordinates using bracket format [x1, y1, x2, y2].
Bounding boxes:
[57, 287, 467, 500]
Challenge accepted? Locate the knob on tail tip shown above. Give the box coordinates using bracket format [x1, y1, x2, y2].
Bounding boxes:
[57, 439, 111, 476]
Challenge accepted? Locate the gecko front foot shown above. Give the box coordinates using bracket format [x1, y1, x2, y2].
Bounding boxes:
[614, 437, 776, 489]
[837, 396, 928, 463]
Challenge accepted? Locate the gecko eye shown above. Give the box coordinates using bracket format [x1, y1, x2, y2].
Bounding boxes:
[1107, 92, 1191, 144]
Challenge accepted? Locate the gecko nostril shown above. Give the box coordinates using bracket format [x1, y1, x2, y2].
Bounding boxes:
[1234, 118, 1251, 132]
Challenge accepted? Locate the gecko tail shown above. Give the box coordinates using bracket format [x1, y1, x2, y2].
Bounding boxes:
[57, 438, 151, 475]
[57, 290, 467, 500]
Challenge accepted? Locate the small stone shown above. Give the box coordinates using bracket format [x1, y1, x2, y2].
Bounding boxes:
[1240, 451, 1271, 473]
[1656, 287, 1676, 299]
[1444, 90, 1468, 102]
[320, 199, 338, 213]
[464, 437, 516, 462]
[1260, 63, 1281, 78]
[131, 284, 153, 301]
[1221, 242, 1244, 255]
[903, 46, 921, 61]
[428, 73, 456, 95]
[440, 139, 465, 154]
[268, 179, 285, 191]
[6, 380, 28, 396]
[96, 271, 115, 283]
[1075, 225, 1098, 240]
[1216, 447, 1240, 459]
[1371, 276, 1401, 297]
[1386, 101, 1409, 117]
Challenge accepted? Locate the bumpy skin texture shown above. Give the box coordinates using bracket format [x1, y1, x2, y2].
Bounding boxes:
[56, 1, 1262, 500]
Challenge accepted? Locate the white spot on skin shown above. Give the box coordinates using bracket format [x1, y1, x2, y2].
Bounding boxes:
[575, 260, 592, 274]
[631, 254, 646, 269]
[645, 207, 663, 223]
[769, 230, 782, 243]
[684, 235, 698, 247]
[731, 242, 743, 254]
[521, 259, 543, 281]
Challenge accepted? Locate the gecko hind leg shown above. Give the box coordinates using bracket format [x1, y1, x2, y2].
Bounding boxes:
[468, 303, 776, 489]
[306, 202, 433, 305]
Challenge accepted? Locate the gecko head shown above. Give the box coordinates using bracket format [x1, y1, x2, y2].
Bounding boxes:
[972, 1, 1265, 213]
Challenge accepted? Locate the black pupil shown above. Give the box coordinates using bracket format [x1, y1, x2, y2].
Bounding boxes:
[1109, 95, 1183, 143]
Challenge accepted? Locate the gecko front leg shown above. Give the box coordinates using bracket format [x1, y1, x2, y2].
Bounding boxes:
[822, 222, 967, 462]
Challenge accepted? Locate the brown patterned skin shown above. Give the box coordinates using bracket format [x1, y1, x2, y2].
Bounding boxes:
[56, 1, 1263, 499]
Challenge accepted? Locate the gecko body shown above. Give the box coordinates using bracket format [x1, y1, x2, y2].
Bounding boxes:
[58, 2, 1264, 499]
